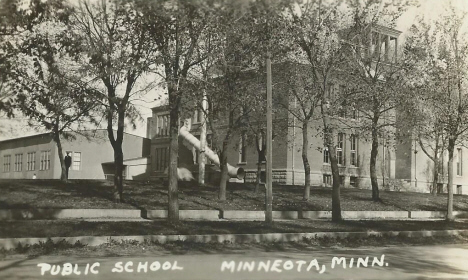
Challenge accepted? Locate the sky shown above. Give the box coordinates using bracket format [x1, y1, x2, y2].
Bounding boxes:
[1, 0, 467, 141]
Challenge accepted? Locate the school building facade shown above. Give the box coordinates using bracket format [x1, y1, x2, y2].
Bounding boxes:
[0, 130, 151, 180]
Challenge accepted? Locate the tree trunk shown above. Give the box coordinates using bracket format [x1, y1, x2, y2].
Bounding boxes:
[446, 139, 455, 221]
[254, 134, 265, 193]
[168, 103, 180, 221]
[321, 105, 341, 222]
[113, 145, 124, 202]
[255, 162, 262, 193]
[432, 156, 439, 195]
[112, 110, 126, 203]
[370, 128, 380, 201]
[328, 142, 342, 222]
[218, 140, 229, 201]
[53, 125, 67, 182]
[302, 120, 311, 200]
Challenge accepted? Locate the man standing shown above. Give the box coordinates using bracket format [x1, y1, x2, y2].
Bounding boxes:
[64, 152, 72, 180]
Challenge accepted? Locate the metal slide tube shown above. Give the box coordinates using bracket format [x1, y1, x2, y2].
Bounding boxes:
[179, 126, 245, 180]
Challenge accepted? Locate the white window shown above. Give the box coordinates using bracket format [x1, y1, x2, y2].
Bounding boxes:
[156, 114, 169, 137]
[323, 147, 330, 164]
[350, 135, 357, 166]
[27, 152, 36, 171]
[73, 152, 81, 170]
[40, 150, 50, 170]
[239, 133, 247, 163]
[337, 133, 345, 165]
[457, 148, 463, 176]
[192, 109, 203, 124]
[3, 155, 11, 172]
[14, 153, 23, 172]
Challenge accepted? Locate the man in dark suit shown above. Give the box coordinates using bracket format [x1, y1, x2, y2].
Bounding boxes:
[64, 152, 72, 180]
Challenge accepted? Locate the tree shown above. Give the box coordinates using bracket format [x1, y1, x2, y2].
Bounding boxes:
[341, 0, 411, 202]
[280, 64, 321, 200]
[72, 0, 157, 201]
[140, 0, 210, 220]
[286, 0, 357, 221]
[1, 0, 100, 181]
[405, 5, 468, 220]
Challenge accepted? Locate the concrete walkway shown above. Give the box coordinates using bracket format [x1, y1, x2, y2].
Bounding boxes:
[1, 208, 467, 221]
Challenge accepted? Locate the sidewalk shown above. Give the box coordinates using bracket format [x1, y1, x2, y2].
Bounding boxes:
[1, 208, 467, 221]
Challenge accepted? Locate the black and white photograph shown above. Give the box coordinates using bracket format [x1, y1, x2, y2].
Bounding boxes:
[0, 0, 468, 279]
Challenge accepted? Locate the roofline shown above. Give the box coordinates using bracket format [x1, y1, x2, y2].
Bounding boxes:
[0, 129, 149, 144]
[0, 132, 52, 144]
[371, 24, 402, 38]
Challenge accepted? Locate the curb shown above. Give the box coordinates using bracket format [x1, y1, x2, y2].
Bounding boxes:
[1, 209, 468, 221]
[0, 229, 467, 250]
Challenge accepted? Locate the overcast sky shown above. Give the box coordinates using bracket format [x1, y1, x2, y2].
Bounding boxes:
[1, 0, 467, 141]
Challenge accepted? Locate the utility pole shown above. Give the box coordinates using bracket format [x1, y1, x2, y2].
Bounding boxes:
[198, 91, 208, 186]
[265, 51, 273, 223]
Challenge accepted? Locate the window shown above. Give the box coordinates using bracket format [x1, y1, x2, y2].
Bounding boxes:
[14, 153, 23, 172]
[257, 133, 266, 163]
[239, 133, 247, 163]
[27, 152, 36, 171]
[337, 133, 345, 165]
[3, 155, 11, 172]
[323, 147, 330, 164]
[457, 148, 463, 176]
[73, 152, 81, 170]
[40, 150, 51, 170]
[323, 174, 332, 185]
[155, 147, 169, 171]
[156, 114, 169, 137]
[193, 109, 203, 124]
[350, 134, 357, 166]
[457, 185, 462, 195]
[350, 176, 357, 187]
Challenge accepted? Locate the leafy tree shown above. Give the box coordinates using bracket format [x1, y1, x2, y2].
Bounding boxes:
[71, 0, 157, 201]
[280, 64, 322, 200]
[140, 0, 210, 220]
[341, 0, 411, 201]
[1, 0, 99, 181]
[405, 5, 468, 220]
[285, 0, 356, 221]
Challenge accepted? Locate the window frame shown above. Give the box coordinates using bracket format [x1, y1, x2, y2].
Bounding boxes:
[323, 147, 330, 164]
[72, 152, 81, 171]
[337, 133, 345, 165]
[350, 134, 357, 167]
[3, 155, 11, 172]
[238, 132, 247, 164]
[27, 152, 36, 171]
[14, 153, 23, 172]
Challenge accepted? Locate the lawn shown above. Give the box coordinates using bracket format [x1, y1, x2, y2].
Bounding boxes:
[1, 220, 468, 238]
[1, 179, 468, 212]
